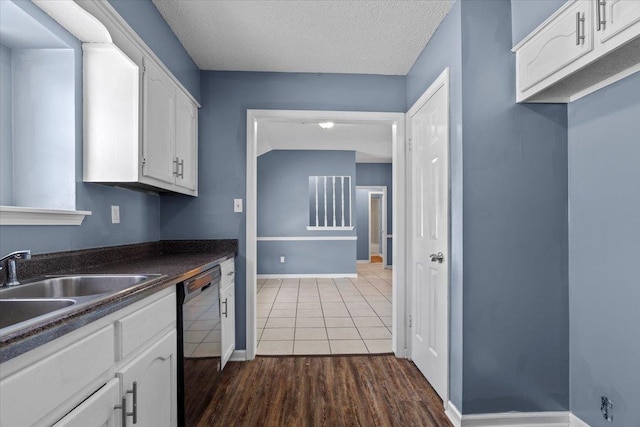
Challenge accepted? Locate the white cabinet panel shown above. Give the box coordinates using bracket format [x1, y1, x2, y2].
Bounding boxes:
[142, 57, 176, 185]
[598, 0, 640, 46]
[220, 258, 235, 288]
[117, 330, 178, 427]
[83, 44, 139, 183]
[175, 89, 198, 191]
[220, 282, 235, 370]
[518, 0, 593, 91]
[54, 378, 121, 427]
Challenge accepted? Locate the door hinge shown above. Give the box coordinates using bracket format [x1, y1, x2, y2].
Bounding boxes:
[142, 158, 146, 169]
[408, 138, 412, 152]
[408, 315, 412, 328]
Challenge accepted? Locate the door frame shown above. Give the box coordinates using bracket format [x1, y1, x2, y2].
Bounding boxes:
[358, 186, 387, 265]
[246, 109, 406, 360]
[406, 67, 451, 402]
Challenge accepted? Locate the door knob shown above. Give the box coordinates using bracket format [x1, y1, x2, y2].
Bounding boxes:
[429, 252, 444, 263]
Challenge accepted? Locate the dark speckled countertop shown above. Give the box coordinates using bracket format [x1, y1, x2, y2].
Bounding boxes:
[0, 240, 237, 362]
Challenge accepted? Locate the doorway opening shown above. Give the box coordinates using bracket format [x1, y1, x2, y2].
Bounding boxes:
[370, 193, 383, 262]
[246, 110, 406, 359]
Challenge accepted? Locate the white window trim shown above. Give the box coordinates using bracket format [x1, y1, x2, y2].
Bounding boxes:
[0, 206, 92, 226]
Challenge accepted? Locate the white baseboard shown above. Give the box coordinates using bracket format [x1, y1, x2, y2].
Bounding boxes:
[569, 414, 590, 427]
[357, 260, 370, 264]
[444, 403, 591, 427]
[257, 273, 358, 279]
[445, 401, 462, 427]
[229, 350, 246, 361]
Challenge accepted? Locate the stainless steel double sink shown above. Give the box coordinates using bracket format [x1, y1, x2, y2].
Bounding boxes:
[0, 274, 162, 335]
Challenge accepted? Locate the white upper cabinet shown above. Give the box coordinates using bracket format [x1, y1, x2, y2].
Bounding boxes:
[517, 0, 593, 92]
[174, 89, 198, 191]
[79, 1, 199, 196]
[142, 57, 177, 186]
[513, 0, 640, 103]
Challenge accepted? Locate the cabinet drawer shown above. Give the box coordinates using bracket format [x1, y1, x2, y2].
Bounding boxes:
[0, 326, 114, 427]
[116, 292, 176, 360]
[53, 378, 120, 427]
[220, 258, 235, 286]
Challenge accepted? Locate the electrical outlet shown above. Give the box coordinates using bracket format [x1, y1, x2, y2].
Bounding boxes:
[280, 256, 285, 263]
[601, 396, 613, 422]
[111, 205, 120, 224]
[234, 198, 243, 213]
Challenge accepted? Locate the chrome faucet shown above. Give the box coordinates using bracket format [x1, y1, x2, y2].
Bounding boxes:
[1, 250, 31, 287]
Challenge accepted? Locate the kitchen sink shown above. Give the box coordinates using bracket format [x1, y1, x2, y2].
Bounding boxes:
[0, 274, 162, 299]
[0, 299, 75, 329]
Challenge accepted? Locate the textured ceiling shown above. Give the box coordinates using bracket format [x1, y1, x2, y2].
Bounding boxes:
[258, 121, 392, 163]
[151, 0, 451, 75]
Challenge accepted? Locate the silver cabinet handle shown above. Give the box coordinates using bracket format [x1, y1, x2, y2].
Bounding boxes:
[172, 157, 179, 176]
[429, 252, 444, 263]
[222, 298, 228, 318]
[596, 0, 606, 31]
[114, 382, 137, 426]
[115, 396, 128, 427]
[576, 12, 585, 45]
[128, 381, 137, 424]
[177, 159, 184, 179]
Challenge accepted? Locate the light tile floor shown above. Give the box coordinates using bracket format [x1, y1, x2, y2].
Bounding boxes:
[257, 263, 392, 355]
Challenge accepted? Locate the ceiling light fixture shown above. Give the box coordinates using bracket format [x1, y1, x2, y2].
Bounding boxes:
[318, 121, 334, 129]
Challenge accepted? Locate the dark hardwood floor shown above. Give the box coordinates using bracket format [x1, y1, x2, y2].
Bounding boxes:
[190, 355, 452, 427]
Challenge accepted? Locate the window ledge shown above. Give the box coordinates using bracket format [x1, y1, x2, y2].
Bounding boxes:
[306, 226, 355, 231]
[0, 206, 92, 226]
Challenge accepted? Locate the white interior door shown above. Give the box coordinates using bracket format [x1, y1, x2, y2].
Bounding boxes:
[409, 69, 449, 401]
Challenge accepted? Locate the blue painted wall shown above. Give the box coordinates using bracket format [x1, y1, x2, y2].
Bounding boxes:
[568, 72, 640, 427]
[460, 0, 568, 414]
[257, 241, 356, 276]
[355, 163, 393, 266]
[160, 71, 406, 349]
[107, 0, 200, 101]
[408, 0, 569, 413]
[0, 0, 198, 255]
[510, 0, 565, 46]
[406, 0, 465, 409]
[257, 150, 356, 275]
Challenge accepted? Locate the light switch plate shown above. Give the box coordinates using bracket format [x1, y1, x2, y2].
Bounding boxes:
[111, 205, 120, 224]
[234, 198, 243, 213]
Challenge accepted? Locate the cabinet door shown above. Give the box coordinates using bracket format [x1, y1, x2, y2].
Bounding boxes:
[117, 330, 177, 427]
[174, 90, 198, 191]
[53, 378, 120, 427]
[220, 283, 235, 370]
[142, 58, 176, 185]
[597, 0, 640, 47]
[518, 0, 593, 91]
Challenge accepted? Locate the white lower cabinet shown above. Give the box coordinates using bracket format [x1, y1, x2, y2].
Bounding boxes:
[220, 258, 236, 370]
[0, 288, 177, 427]
[117, 330, 177, 427]
[220, 282, 235, 370]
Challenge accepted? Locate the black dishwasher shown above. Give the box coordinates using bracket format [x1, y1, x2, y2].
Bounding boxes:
[176, 265, 221, 427]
